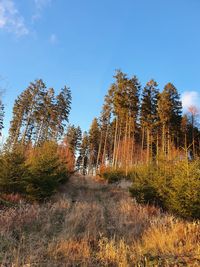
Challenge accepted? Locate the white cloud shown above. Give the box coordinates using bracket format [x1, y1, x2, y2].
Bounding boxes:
[0, 0, 28, 36]
[182, 91, 200, 110]
[49, 33, 57, 44]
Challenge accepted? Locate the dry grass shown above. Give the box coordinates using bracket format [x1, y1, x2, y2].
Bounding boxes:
[0, 174, 200, 266]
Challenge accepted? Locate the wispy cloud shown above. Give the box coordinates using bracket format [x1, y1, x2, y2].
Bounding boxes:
[34, 0, 52, 10]
[32, 0, 52, 21]
[182, 91, 200, 111]
[49, 33, 58, 44]
[0, 0, 28, 36]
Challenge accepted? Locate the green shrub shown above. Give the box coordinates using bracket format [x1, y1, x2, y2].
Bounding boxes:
[0, 142, 70, 201]
[167, 161, 200, 219]
[129, 160, 200, 219]
[24, 142, 69, 200]
[0, 146, 26, 193]
[101, 169, 127, 183]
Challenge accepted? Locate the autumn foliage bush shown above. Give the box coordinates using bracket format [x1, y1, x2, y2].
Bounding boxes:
[0, 142, 70, 201]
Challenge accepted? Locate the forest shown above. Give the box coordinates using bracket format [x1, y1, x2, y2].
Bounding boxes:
[0, 70, 200, 216]
[0, 71, 200, 265]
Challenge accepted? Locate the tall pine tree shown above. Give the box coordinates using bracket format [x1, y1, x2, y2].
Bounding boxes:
[140, 80, 159, 162]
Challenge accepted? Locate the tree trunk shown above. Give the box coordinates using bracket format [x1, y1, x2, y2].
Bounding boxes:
[112, 118, 118, 167]
[147, 128, 150, 164]
[156, 131, 159, 165]
[162, 124, 165, 155]
[102, 124, 109, 166]
[96, 130, 103, 170]
[115, 124, 122, 169]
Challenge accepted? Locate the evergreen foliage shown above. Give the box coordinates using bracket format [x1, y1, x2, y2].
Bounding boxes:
[100, 169, 127, 183]
[0, 145, 26, 193]
[77, 131, 89, 175]
[129, 160, 200, 219]
[65, 125, 82, 156]
[0, 142, 70, 201]
[7, 80, 71, 148]
[0, 98, 4, 136]
[24, 142, 69, 200]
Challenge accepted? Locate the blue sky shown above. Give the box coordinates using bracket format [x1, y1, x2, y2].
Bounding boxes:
[1, 0, 200, 138]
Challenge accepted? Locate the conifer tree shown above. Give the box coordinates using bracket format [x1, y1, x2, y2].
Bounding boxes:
[158, 83, 182, 156]
[77, 131, 89, 175]
[188, 106, 199, 157]
[181, 114, 190, 157]
[8, 92, 28, 146]
[7, 80, 72, 148]
[96, 95, 112, 168]
[34, 87, 57, 144]
[140, 80, 159, 162]
[65, 125, 82, 156]
[56, 86, 72, 139]
[0, 98, 4, 137]
[106, 70, 140, 168]
[88, 118, 100, 174]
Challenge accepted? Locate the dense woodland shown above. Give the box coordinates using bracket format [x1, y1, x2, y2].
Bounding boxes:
[79, 71, 200, 175]
[0, 71, 200, 218]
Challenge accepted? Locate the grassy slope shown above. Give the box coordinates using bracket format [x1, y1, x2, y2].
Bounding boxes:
[0, 175, 200, 266]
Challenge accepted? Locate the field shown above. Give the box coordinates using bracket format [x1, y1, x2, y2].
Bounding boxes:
[0, 175, 200, 266]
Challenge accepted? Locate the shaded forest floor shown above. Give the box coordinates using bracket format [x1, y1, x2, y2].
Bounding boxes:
[0, 175, 200, 266]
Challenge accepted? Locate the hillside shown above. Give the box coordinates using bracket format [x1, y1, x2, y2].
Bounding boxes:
[0, 175, 200, 266]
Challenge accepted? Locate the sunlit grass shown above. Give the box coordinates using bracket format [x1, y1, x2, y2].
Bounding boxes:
[0, 175, 199, 266]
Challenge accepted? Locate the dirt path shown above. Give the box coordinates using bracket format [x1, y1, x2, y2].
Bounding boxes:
[56, 174, 149, 241]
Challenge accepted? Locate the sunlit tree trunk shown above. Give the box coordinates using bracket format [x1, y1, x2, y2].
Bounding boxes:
[112, 118, 118, 167]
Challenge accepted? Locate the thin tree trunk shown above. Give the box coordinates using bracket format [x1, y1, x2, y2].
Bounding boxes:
[162, 124, 165, 155]
[147, 128, 150, 164]
[36, 118, 44, 145]
[124, 116, 128, 170]
[167, 127, 170, 160]
[126, 117, 131, 175]
[112, 118, 118, 167]
[96, 130, 103, 170]
[115, 124, 122, 169]
[102, 124, 109, 166]
[156, 131, 159, 165]
[131, 121, 135, 165]
[141, 126, 145, 161]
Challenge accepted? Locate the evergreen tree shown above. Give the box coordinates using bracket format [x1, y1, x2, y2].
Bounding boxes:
[188, 106, 199, 157]
[8, 92, 28, 146]
[34, 87, 57, 144]
[140, 80, 159, 162]
[7, 80, 72, 148]
[77, 131, 89, 175]
[65, 125, 82, 156]
[106, 70, 140, 168]
[56, 86, 72, 139]
[88, 118, 100, 174]
[96, 95, 112, 168]
[24, 142, 69, 200]
[0, 145, 26, 193]
[158, 83, 182, 155]
[0, 98, 4, 137]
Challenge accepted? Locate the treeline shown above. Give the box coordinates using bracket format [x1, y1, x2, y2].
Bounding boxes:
[1, 72, 199, 177]
[0, 72, 200, 211]
[0, 80, 72, 200]
[0, 92, 4, 137]
[76, 70, 200, 175]
[7, 79, 71, 148]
